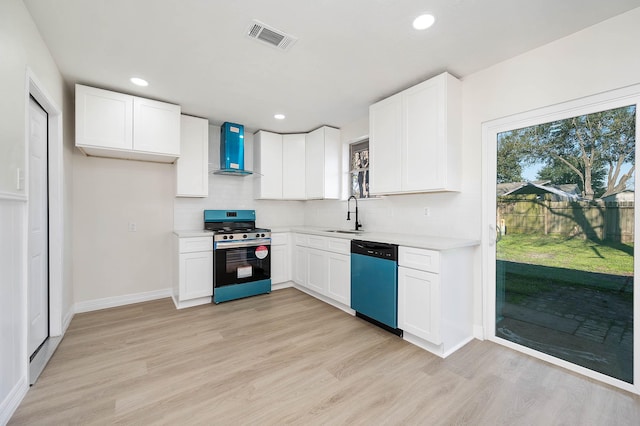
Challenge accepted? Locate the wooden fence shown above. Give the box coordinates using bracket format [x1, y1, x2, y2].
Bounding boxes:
[497, 196, 634, 243]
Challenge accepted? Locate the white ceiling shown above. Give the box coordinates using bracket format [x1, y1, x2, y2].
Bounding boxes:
[24, 0, 640, 133]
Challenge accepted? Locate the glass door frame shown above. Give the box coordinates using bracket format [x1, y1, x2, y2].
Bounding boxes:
[481, 84, 640, 395]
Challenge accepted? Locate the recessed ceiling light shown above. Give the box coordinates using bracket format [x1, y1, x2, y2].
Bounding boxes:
[274, 114, 286, 120]
[413, 14, 435, 30]
[130, 77, 149, 87]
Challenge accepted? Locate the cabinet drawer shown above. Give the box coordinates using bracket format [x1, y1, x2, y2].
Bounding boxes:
[327, 237, 350, 255]
[179, 237, 213, 253]
[271, 233, 289, 246]
[294, 233, 308, 246]
[399, 246, 440, 273]
[307, 235, 328, 249]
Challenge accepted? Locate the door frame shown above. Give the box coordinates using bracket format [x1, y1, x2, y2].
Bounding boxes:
[481, 83, 640, 394]
[24, 69, 64, 358]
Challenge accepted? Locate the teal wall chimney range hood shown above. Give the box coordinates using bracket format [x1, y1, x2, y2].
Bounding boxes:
[214, 122, 253, 176]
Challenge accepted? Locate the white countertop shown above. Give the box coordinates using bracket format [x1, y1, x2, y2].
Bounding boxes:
[173, 229, 214, 238]
[174, 227, 479, 250]
[278, 226, 479, 251]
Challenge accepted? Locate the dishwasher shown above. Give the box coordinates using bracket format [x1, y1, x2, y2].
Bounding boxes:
[350, 240, 402, 336]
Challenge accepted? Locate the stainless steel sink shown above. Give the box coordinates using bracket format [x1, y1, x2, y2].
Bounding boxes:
[324, 229, 363, 234]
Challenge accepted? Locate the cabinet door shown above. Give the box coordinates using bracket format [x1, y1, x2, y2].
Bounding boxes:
[133, 97, 181, 155]
[179, 251, 213, 301]
[282, 134, 306, 199]
[326, 252, 350, 305]
[305, 248, 327, 294]
[369, 93, 402, 194]
[271, 244, 290, 284]
[293, 246, 307, 286]
[176, 115, 209, 197]
[305, 128, 325, 199]
[398, 267, 441, 344]
[76, 84, 133, 150]
[254, 131, 283, 199]
[321, 127, 341, 200]
[402, 77, 445, 191]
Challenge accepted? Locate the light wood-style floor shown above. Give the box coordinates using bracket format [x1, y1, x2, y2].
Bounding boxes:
[10, 288, 640, 425]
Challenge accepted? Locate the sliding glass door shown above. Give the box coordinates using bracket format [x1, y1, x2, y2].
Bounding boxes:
[484, 87, 639, 391]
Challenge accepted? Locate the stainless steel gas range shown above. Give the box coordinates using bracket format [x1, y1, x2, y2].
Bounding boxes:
[204, 210, 271, 303]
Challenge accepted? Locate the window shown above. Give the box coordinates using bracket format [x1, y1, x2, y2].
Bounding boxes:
[483, 84, 640, 393]
[350, 139, 370, 198]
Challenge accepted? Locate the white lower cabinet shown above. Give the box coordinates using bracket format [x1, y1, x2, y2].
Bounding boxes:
[398, 245, 474, 358]
[326, 252, 350, 306]
[306, 248, 327, 294]
[398, 267, 441, 344]
[270, 232, 291, 285]
[293, 244, 308, 286]
[173, 235, 213, 309]
[292, 233, 351, 309]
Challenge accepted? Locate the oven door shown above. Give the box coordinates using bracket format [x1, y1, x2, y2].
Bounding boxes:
[214, 239, 271, 288]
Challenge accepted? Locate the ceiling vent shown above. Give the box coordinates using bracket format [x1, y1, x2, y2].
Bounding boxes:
[247, 20, 297, 51]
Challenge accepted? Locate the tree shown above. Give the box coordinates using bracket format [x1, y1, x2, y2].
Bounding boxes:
[517, 105, 636, 200]
[496, 131, 525, 183]
[536, 157, 607, 197]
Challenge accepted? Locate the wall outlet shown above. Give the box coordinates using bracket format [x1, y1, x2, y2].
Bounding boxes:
[128, 222, 137, 232]
[423, 207, 431, 216]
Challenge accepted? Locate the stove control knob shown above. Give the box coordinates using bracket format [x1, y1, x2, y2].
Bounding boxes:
[261, 233, 266, 237]
[229, 235, 234, 240]
[222, 235, 227, 240]
[243, 234, 247, 239]
[255, 233, 260, 238]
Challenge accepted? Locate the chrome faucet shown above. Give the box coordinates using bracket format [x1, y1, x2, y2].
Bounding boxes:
[347, 196, 362, 231]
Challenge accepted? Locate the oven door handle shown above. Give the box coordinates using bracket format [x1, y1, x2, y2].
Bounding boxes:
[214, 238, 272, 249]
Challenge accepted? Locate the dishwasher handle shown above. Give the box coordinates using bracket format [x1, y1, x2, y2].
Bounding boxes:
[351, 239, 398, 261]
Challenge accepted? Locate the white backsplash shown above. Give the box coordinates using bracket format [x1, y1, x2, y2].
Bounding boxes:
[303, 190, 481, 239]
[175, 123, 480, 240]
[174, 125, 305, 230]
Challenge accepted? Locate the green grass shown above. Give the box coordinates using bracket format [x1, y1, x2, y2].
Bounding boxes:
[496, 234, 633, 276]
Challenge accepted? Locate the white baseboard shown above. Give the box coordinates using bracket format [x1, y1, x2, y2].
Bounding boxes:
[171, 294, 212, 309]
[292, 284, 355, 315]
[473, 324, 485, 340]
[0, 376, 28, 425]
[271, 281, 294, 291]
[62, 307, 74, 334]
[74, 288, 172, 313]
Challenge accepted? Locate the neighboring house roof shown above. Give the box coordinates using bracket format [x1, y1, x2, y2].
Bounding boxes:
[601, 189, 635, 202]
[498, 181, 582, 201]
[496, 180, 550, 196]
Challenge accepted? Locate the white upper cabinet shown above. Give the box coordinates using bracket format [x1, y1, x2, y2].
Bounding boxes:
[305, 126, 341, 200]
[369, 72, 461, 194]
[254, 130, 284, 199]
[282, 134, 306, 199]
[176, 115, 209, 197]
[76, 85, 133, 151]
[369, 92, 402, 194]
[133, 97, 181, 155]
[75, 84, 181, 163]
[254, 128, 336, 200]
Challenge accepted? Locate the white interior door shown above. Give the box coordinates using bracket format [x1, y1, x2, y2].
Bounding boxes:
[28, 96, 49, 357]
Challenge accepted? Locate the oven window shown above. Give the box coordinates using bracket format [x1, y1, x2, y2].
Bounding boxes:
[226, 250, 248, 274]
[214, 245, 271, 287]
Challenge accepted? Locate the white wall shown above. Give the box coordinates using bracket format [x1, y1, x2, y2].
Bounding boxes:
[462, 7, 640, 330]
[71, 122, 305, 307]
[0, 0, 73, 422]
[174, 125, 305, 230]
[305, 7, 640, 334]
[72, 154, 174, 305]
